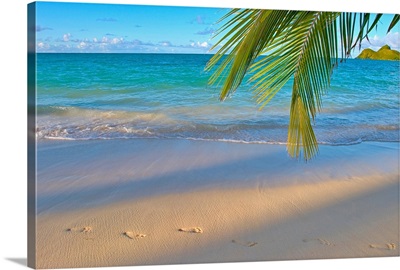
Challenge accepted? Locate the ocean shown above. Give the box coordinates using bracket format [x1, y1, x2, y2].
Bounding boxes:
[36, 53, 399, 146]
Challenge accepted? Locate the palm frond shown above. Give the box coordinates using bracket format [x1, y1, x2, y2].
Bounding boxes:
[206, 10, 300, 100]
[207, 10, 340, 159]
[349, 13, 385, 52]
[206, 9, 398, 160]
[286, 12, 340, 159]
[387, 14, 400, 33]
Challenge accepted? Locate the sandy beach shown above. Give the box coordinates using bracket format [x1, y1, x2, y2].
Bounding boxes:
[34, 139, 399, 268]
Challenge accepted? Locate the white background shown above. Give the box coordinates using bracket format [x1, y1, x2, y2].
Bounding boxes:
[0, 0, 399, 269]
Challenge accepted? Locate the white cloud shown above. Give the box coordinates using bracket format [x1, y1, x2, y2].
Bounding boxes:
[190, 41, 210, 49]
[111, 37, 123, 44]
[200, 41, 209, 48]
[159, 41, 172, 47]
[42, 34, 214, 53]
[77, 42, 87, 49]
[37, 42, 50, 50]
[361, 32, 400, 50]
[385, 32, 399, 49]
[63, 33, 71, 42]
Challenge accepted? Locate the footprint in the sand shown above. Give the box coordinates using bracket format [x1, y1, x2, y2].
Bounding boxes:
[124, 231, 147, 239]
[82, 226, 92, 233]
[369, 243, 396, 250]
[303, 238, 335, 246]
[178, 227, 203, 233]
[232, 239, 258, 247]
[66, 226, 94, 240]
[66, 226, 93, 233]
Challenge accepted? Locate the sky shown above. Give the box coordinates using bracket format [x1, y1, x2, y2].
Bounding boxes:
[34, 1, 399, 54]
[35, 2, 226, 53]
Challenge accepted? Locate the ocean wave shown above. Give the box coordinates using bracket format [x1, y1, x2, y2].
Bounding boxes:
[38, 133, 397, 147]
[36, 105, 399, 145]
[36, 122, 399, 146]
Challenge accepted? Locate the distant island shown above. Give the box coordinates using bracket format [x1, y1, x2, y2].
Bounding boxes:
[356, 45, 400, 60]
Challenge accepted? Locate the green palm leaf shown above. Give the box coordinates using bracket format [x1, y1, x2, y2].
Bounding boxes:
[206, 10, 397, 160]
[388, 14, 400, 32]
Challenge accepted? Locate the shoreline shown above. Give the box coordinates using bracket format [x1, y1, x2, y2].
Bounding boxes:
[35, 138, 399, 268]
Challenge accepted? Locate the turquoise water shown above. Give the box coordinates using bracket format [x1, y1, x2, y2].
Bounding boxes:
[36, 53, 399, 145]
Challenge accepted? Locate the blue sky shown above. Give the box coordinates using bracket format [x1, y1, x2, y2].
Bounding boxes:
[35, 2, 399, 54]
[35, 2, 226, 53]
